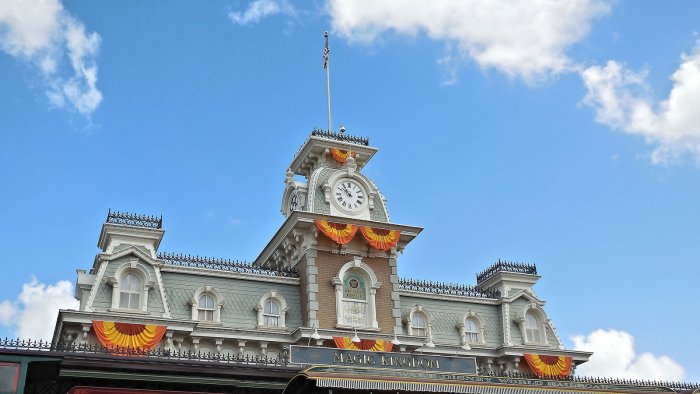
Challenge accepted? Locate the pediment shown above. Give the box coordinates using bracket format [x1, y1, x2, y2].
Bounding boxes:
[504, 288, 544, 305]
[99, 245, 161, 266]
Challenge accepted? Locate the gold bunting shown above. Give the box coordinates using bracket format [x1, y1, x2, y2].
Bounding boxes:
[93, 320, 167, 351]
[330, 148, 356, 164]
[523, 353, 572, 378]
[315, 220, 358, 244]
[333, 336, 393, 352]
[359, 226, 401, 251]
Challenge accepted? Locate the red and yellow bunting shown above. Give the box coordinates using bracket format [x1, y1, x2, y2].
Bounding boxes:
[523, 354, 572, 378]
[315, 220, 358, 245]
[333, 336, 393, 352]
[359, 227, 401, 251]
[93, 320, 167, 351]
[330, 148, 356, 164]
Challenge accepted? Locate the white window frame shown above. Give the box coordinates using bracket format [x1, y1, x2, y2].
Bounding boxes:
[189, 286, 223, 323]
[515, 303, 550, 345]
[107, 260, 154, 313]
[256, 291, 289, 330]
[331, 256, 381, 330]
[407, 305, 431, 337]
[458, 311, 486, 346]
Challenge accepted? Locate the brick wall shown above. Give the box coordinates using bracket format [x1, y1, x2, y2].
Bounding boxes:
[314, 247, 394, 333]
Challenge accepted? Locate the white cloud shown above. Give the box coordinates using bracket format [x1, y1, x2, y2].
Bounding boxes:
[0, 300, 17, 326]
[228, 0, 296, 26]
[0, 278, 79, 340]
[582, 42, 700, 164]
[572, 329, 684, 381]
[0, 0, 102, 116]
[327, 0, 610, 83]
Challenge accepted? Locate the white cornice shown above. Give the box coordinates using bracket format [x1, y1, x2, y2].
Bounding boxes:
[399, 290, 500, 305]
[289, 136, 378, 177]
[159, 265, 300, 285]
[253, 211, 422, 268]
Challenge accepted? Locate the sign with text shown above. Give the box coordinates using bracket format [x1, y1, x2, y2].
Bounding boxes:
[289, 345, 477, 375]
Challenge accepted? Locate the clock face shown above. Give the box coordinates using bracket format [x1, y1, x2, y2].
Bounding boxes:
[333, 179, 365, 213]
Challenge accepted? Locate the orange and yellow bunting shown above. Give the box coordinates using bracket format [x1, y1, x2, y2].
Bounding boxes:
[330, 148, 356, 164]
[523, 354, 572, 378]
[333, 336, 393, 352]
[93, 320, 167, 351]
[315, 220, 358, 245]
[359, 227, 401, 251]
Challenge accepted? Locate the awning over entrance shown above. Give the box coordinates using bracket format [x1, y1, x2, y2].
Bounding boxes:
[284, 366, 682, 394]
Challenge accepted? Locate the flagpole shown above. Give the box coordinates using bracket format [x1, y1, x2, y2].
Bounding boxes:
[324, 31, 332, 132]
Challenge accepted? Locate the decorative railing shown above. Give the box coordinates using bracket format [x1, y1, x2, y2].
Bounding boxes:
[398, 278, 501, 299]
[106, 209, 163, 229]
[478, 369, 700, 392]
[2, 338, 699, 392]
[476, 259, 537, 285]
[0, 338, 289, 367]
[311, 128, 369, 146]
[157, 252, 299, 278]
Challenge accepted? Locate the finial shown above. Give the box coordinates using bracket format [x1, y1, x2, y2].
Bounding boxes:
[339, 124, 346, 134]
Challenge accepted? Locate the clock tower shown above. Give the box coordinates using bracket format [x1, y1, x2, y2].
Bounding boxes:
[261, 128, 422, 336]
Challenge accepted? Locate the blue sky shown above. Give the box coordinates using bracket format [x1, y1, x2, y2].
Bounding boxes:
[1, 0, 700, 382]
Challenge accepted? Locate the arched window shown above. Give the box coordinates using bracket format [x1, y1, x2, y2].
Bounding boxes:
[525, 311, 541, 343]
[411, 313, 427, 337]
[332, 257, 381, 329]
[464, 318, 479, 343]
[190, 286, 223, 323]
[198, 294, 215, 321]
[256, 291, 289, 329]
[119, 273, 141, 309]
[407, 305, 432, 340]
[458, 311, 486, 347]
[263, 300, 280, 326]
[108, 261, 153, 312]
[341, 272, 368, 326]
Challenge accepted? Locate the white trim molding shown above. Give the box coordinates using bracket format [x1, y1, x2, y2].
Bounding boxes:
[332, 256, 382, 330]
[256, 291, 290, 330]
[189, 285, 224, 323]
[514, 302, 552, 346]
[458, 311, 486, 347]
[406, 305, 432, 338]
[107, 260, 155, 313]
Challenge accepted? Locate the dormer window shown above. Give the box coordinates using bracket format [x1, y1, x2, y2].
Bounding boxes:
[458, 311, 486, 346]
[119, 273, 141, 310]
[407, 305, 432, 340]
[525, 311, 542, 343]
[257, 291, 288, 329]
[411, 313, 427, 337]
[464, 318, 479, 343]
[190, 286, 223, 323]
[263, 300, 280, 326]
[198, 294, 215, 321]
[108, 261, 153, 313]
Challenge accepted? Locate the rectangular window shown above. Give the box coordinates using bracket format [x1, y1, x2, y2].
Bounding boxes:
[526, 328, 540, 343]
[198, 310, 214, 321]
[264, 316, 279, 326]
[342, 300, 367, 326]
[0, 362, 20, 394]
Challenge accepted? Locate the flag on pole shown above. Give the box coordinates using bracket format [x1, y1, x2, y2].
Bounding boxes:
[323, 31, 329, 69]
